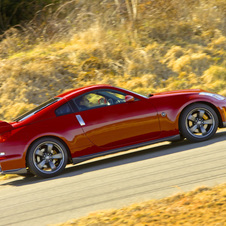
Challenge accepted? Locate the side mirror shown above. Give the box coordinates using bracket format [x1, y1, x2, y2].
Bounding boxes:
[125, 95, 135, 102]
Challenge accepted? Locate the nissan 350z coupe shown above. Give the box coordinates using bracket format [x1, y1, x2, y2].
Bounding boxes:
[0, 85, 226, 178]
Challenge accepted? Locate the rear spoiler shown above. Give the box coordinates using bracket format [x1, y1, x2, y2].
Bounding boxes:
[0, 121, 13, 134]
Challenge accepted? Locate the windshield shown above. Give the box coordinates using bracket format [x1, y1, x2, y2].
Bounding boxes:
[14, 98, 61, 122]
[118, 87, 148, 99]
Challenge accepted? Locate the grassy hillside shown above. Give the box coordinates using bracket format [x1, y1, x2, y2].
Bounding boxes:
[55, 183, 226, 225]
[0, 0, 226, 121]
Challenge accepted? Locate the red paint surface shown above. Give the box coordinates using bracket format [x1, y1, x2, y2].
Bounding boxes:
[0, 85, 226, 172]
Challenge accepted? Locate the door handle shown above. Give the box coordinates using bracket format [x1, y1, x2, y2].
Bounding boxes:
[76, 115, 86, 126]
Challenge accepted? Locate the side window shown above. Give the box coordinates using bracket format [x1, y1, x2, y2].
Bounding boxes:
[55, 103, 73, 116]
[73, 89, 139, 112]
[74, 93, 107, 111]
[103, 91, 127, 104]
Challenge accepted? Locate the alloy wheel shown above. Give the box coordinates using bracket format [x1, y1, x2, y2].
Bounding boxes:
[185, 107, 215, 139]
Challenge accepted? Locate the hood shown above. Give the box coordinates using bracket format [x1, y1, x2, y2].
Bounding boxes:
[0, 121, 13, 134]
[151, 89, 205, 97]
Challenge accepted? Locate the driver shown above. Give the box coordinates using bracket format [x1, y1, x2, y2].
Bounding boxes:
[78, 95, 90, 111]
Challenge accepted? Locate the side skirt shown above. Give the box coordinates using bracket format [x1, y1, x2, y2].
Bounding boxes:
[1, 168, 28, 175]
[72, 134, 181, 164]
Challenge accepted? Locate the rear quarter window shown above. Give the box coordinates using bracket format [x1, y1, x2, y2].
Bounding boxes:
[55, 103, 73, 116]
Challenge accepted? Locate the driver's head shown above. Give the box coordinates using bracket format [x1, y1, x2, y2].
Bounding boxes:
[80, 95, 90, 107]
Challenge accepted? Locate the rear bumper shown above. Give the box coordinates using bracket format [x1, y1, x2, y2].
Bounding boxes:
[0, 143, 26, 173]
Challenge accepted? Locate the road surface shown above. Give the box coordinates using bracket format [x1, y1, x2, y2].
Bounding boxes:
[0, 129, 226, 225]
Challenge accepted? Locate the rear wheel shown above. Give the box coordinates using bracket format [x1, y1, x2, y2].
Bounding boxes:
[27, 137, 68, 178]
[180, 103, 218, 142]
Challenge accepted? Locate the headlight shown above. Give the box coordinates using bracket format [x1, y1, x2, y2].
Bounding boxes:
[199, 92, 225, 101]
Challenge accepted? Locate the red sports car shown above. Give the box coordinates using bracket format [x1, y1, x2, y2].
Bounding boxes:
[0, 85, 226, 178]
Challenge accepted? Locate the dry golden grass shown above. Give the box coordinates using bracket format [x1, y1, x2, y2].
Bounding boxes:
[53, 183, 226, 226]
[0, 0, 225, 121]
[0, 29, 225, 121]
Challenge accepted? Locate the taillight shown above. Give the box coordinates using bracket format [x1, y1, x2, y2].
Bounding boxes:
[0, 131, 12, 143]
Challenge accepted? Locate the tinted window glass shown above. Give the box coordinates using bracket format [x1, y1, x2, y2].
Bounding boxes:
[14, 98, 61, 122]
[55, 103, 73, 116]
[73, 89, 137, 112]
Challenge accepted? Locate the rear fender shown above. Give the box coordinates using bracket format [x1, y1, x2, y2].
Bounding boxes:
[0, 121, 13, 134]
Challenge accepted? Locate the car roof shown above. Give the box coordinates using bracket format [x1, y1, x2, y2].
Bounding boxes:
[57, 84, 113, 99]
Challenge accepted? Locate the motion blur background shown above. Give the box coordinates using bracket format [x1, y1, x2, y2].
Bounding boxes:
[0, 0, 225, 120]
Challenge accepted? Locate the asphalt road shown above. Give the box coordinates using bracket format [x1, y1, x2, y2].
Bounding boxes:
[0, 129, 226, 226]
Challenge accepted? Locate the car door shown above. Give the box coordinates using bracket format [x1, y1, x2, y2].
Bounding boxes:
[72, 89, 161, 151]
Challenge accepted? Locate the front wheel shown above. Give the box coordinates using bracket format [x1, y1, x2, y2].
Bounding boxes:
[27, 137, 68, 178]
[180, 103, 219, 142]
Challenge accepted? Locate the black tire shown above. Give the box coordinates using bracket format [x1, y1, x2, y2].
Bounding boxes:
[180, 103, 218, 142]
[27, 137, 68, 178]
